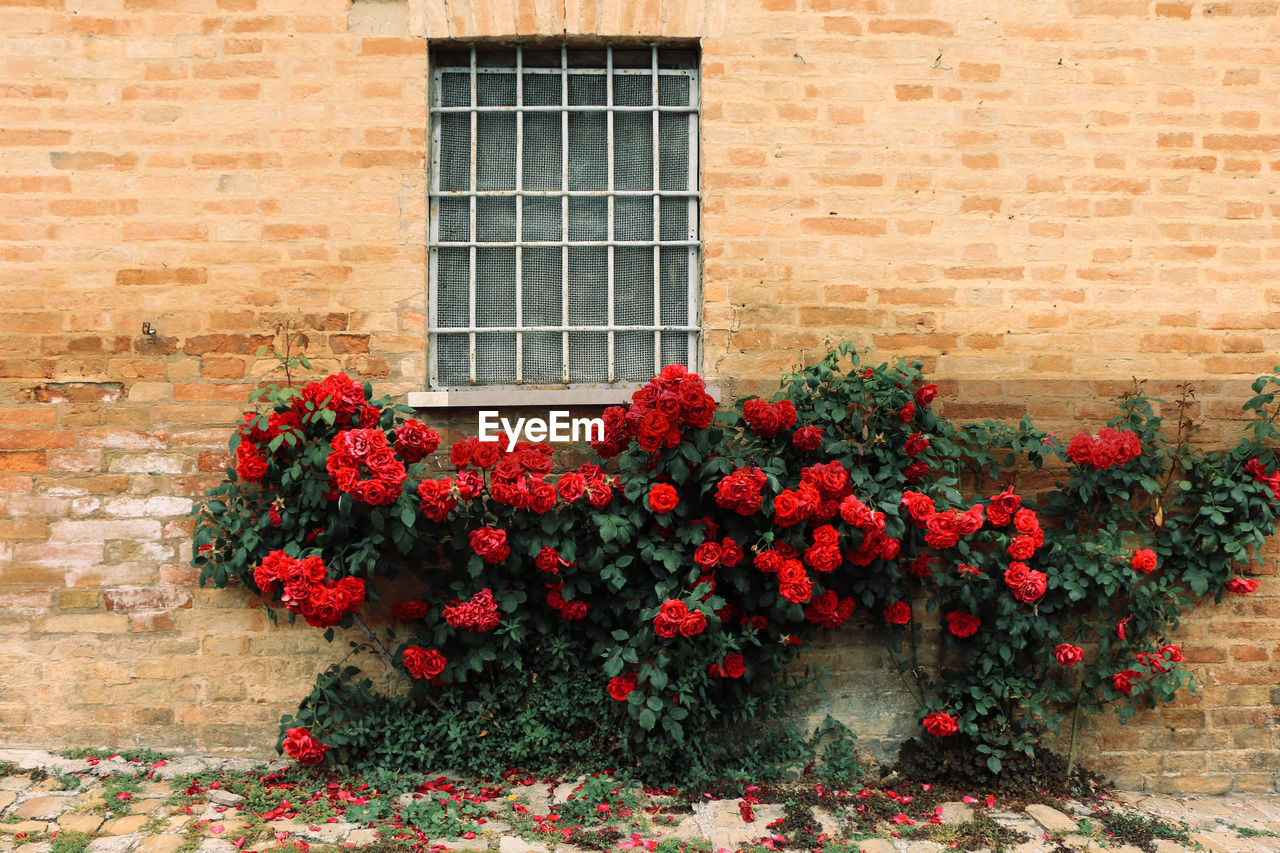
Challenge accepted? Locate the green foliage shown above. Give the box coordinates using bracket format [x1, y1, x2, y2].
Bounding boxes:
[194, 339, 1280, 780]
[50, 831, 92, 853]
[805, 717, 864, 785]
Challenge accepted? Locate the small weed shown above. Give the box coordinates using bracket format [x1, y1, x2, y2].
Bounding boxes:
[99, 774, 145, 814]
[51, 770, 82, 792]
[1232, 825, 1280, 839]
[0, 762, 21, 777]
[1096, 809, 1191, 853]
[916, 815, 1030, 853]
[400, 792, 487, 840]
[2, 815, 24, 824]
[806, 717, 865, 786]
[650, 840, 712, 853]
[50, 830, 93, 853]
[1076, 817, 1094, 836]
[553, 774, 644, 829]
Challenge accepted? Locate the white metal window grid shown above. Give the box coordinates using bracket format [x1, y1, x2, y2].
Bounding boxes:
[427, 44, 701, 389]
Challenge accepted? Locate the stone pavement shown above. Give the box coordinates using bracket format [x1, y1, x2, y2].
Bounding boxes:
[1, 749, 1279, 853]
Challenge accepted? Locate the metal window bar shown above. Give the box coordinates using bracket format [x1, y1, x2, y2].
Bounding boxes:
[428, 44, 700, 389]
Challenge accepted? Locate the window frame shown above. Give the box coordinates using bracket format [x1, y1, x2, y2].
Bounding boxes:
[420, 43, 702, 405]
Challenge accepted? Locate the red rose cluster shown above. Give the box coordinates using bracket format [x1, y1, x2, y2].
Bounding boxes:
[233, 409, 303, 483]
[742, 398, 797, 439]
[443, 587, 501, 632]
[1135, 644, 1183, 674]
[1066, 427, 1141, 469]
[393, 419, 440, 464]
[417, 477, 459, 522]
[653, 599, 707, 638]
[402, 645, 447, 680]
[591, 365, 716, 457]
[1003, 561, 1047, 604]
[839, 494, 900, 566]
[293, 372, 367, 425]
[754, 545, 814, 604]
[326, 428, 407, 506]
[715, 467, 767, 516]
[253, 550, 365, 628]
[804, 590, 855, 628]
[282, 726, 328, 765]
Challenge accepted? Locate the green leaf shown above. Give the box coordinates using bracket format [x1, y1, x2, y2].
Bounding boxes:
[638, 708, 656, 731]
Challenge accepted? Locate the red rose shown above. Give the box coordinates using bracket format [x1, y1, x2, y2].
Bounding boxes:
[804, 544, 842, 574]
[1131, 549, 1157, 574]
[1054, 643, 1084, 665]
[772, 488, 809, 527]
[1006, 536, 1037, 561]
[905, 555, 933, 579]
[903, 460, 930, 484]
[720, 538, 744, 567]
[986, 485, 1021, 527]
[235, 444, 268, 482]
[946, 611, 980, 638]
[418, 478, 457, 522]
[792, 426, 824, 451]
[915, 384, 938, 406]
[649, 483, 679, 514]
[883, 601, 911, 625]
[586, 480, 614, 508]
[694, 541, 722, 569]
[922, 712, 958, 738]
[455, 470, 483, 499]
[636, 410, 673, 452]
[679, 610, 707, 637]
[394, 420, 440, 464]
[897, 401, 915, 422]
[391, 599, 429, 621]
[904, 432, 929, 457]
[282, 727, 328, 765]
[654, 599, 688, 638]
[443, 588, 500, 632]
[1003, 562, 1047, 604]
[924, 511, 961, 549]
[557, 472, 586, 503]
[720, 654, 745, 679]
[1113, 669, 1140, 695]
[1227, 577, 1259, 594]
[1161, 644, 1184, 662]
[528, 480, 556, 514]
[402, 646, 447, 680]
[469, 527, 510, 563]
[471, 439, 501, 469]
[559, 600, 589, 620]
[715, 467, 767, 515]
[608, 672, 637, 701]
[535, 547, 569, 573]
[778, 576, 814, 604]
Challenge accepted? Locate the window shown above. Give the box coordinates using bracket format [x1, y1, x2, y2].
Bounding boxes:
[427, 44, 700, 394]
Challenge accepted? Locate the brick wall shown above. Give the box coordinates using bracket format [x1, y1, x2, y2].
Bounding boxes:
[1, 0, 1278, 791]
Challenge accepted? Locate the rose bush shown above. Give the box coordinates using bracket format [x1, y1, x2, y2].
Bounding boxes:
[193, 343, 1280, 780]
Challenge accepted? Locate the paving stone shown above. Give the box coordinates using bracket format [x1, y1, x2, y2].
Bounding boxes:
[57, 814, 105, 833]
[195, 840, 237, 853]
[551, 781, 583, 805]
[87, 834, 143, 853]
[134, 837, 187, 853]
[101, 815, 153, 835]
[1025, 804, 1079, 835]
[499, 838, 548, 853]
[939, 801, 974, 825]
[0, 823, 48, 836]
[343, 830, 380, 846]
[206, 791, 242, 807]
[1154, 843, 1195, 853]
[0, 791, 17, 811]
[813, 807, 846, 837]
[150, 762, 208, 781]
[0, 779, 30, 793]
[205, 819, 252, 837]
[858, 840, 896, 853]
[14, 798, 72, 821]
[1191, 833, 1246, 853]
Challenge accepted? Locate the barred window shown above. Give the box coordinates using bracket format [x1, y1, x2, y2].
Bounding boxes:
[428, 44, 701, 391]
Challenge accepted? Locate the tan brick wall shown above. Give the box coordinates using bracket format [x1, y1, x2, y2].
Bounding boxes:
[1, 0, 1279, 791]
